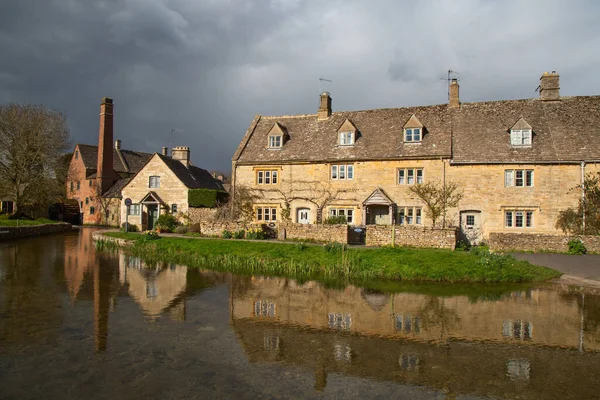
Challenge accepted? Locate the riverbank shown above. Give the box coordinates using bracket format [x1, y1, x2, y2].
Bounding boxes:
[96, 231, 561, 283]
[0, 221, 72, 241]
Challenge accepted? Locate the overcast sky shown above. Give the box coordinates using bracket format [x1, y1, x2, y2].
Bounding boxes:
[1, 0, 599, 172]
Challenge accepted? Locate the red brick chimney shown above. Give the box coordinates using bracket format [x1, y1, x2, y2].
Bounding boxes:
[96, 97, 119, 194]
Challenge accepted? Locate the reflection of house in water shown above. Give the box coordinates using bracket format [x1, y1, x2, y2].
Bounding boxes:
[118, 254, 188, 320]
[63, 228, 97, 300]
[230, 277, 600, 398]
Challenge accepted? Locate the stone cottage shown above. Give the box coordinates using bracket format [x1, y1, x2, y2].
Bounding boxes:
[231, 72, 600, 244]
[120, 146, 225, 231]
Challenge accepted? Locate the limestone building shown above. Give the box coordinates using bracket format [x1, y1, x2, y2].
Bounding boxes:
[232, 72, 600, 243]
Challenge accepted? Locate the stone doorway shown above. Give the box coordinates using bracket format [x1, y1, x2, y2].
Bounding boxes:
[459, 210, 483, 245]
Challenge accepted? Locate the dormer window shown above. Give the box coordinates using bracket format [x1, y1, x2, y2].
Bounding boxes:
[339, 131, 354, 146]
[404, 128, 421, 142]
[511, 129, 532, 147]
[269, 135, 282, 148]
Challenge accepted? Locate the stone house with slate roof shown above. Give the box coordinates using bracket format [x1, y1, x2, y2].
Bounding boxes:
[120, 147, 225, 231]
[66, 98, 152, 225]
[232, 72, 600, 244]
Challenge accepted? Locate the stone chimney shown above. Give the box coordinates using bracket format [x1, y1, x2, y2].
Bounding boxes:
[161, 147, 168, 156]
[317, 92, 332, 120]
[114, 139, 121, 150]
[96, 97, 119, 194]
[171, 146, 191, 167]
[539, 71, 560, 101]
[449, 78, 460, 108]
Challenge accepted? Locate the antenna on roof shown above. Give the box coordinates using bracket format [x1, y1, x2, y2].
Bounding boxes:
[440, 69, 460, 100]
[169, 128, 183, 147]
[319, 77, 332, 94]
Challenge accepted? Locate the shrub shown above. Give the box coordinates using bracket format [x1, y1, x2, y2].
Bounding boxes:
[175, 225, 188, 234]
[139, 230, 160, 242]
[233, 229, 245, 239]
[222, 230, 233, 239]
[323, 241, 347, 252]
[121, 223, 139, 232]
[568, 238, 587, 255]
[455, 240, 471, 251]
[155, 214, 178, 233]
[188, 189, 229, 208]
[295, 242, 307, 251]
[324, 215, 347, 225]
[246, 228, 266, 240]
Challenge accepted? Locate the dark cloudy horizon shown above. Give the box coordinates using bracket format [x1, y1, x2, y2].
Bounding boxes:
[1, 0, 599, 173]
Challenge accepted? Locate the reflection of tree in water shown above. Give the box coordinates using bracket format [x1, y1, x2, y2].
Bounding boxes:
[419, 296, 460, 340]
[561, 291, 600, 331]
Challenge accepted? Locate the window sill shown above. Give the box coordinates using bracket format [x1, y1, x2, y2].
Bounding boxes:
[267, 147, 282, 150]
[403, 141, 422, 145]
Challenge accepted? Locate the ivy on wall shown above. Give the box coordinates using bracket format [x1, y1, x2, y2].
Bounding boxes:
[188, 189, 229, 208]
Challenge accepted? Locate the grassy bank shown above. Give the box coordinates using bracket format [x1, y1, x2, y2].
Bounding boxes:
[101, 232, 561, 283]
[0, 216, 59, 226]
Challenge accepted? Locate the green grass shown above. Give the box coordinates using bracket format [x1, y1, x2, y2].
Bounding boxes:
[102, 232, 562, 284]
[0, 217, 60, 226]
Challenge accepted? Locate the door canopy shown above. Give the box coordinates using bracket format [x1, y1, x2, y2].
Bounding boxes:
[363, 188, 395, 206]
[139, 191, 166, 205]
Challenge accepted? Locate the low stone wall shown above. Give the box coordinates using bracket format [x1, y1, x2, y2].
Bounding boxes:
[0, 222, 72, 242]
[366, 226, 457, 249]
[196, 221, 277, 238]
[489, 232, 600, 253]
[281, 224, 348, 244]
[187, 208, 218, 224]
[92, 230, 131, 247]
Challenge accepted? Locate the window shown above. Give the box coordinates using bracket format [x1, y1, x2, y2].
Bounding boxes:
[89, 179, 93, 187]
[331, 164, 354, 180]
[404, 128, 421, 142]
[80, 201, 83, 208]
[149, 176, 160, 188]
[510, 129, 532, 147]
[256, 169, 279, 185]
[394, 314, 421, 333]
[329, 208, 354, 224]
[75, 150, 78, 159]
[254, 300, 276, 317]
[328, 313, 351, 330]
[85, 197, 89, 205]
[505, 210, 534, 228]
[505, 170, 534, 187]
[268, 135, 282, 148]
[76, 181, 80, 190]
[396, 207, 422, 225]
[398, 168, 423, 185]
[70, 182, 74, 191]
[502, 320, 533, 340]
[171, 204, 177, 213]
[256, 207, 277, 222]
[128, 204, 141, 216]
[466, 215, 475, 227]
[89, 206, 95, 215]
[339, 131, 354, 146]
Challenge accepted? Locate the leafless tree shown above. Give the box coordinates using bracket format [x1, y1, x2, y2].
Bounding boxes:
[408, 180, 463, 228]
[0, 104, 70, 213]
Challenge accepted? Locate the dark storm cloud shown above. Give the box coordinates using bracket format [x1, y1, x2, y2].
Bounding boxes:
[1, 0, 600, 172]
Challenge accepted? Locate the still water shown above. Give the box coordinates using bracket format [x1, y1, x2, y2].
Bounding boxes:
[1, 228, 600, 399]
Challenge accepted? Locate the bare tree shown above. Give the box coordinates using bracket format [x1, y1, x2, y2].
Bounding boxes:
[408, 181, 463, 227]
[0, 104, 70, 213]
[556, 172, 600, 235]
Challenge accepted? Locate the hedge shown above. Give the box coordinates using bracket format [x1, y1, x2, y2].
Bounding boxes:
[188, 189, 229, 208]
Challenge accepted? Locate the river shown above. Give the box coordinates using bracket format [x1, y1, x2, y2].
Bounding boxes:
[1, 228, 599, 399]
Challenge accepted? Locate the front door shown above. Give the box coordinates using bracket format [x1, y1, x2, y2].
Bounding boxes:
[368, 205, 391, 225]
[147, 205, 159, 230]
[297, 208, 310, 224]
[460, 211, 483, 246]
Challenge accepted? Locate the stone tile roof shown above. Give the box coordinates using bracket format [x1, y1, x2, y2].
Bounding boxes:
[233, 96, 600, 164]
[102, 178, 131, 199]
[77, 144, 152, 174]
[156, 154, 226, 191]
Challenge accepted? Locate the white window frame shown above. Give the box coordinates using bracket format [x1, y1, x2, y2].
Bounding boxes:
[339, 131, 354, 146]
[256, 207, 277, 222]
[510, 129, 532, 147]
[149, 176, 160, 188]
[331, 164, 354, 180]
[504, 169, 534, 187]
[398, 168, 423, 185]
[128, 204, 141, 216]
[268, 135, 282, 148]
[256, 169, 278, 185]
[396, 206, 423, 225]
[505, 210, 534, 228]
[329, 208, 354, 224]
[404, 128, 422, 143]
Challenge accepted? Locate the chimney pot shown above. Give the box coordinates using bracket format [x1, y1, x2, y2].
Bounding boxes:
[317, 92, 332, 120]
[161, 147, 168, 156]
[114, 139, 121, 150]
[539, 71, 560, 101]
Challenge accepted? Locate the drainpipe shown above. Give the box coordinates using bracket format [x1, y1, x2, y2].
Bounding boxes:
[442, 157, 447, 228]
[581, 161, 586, 234]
